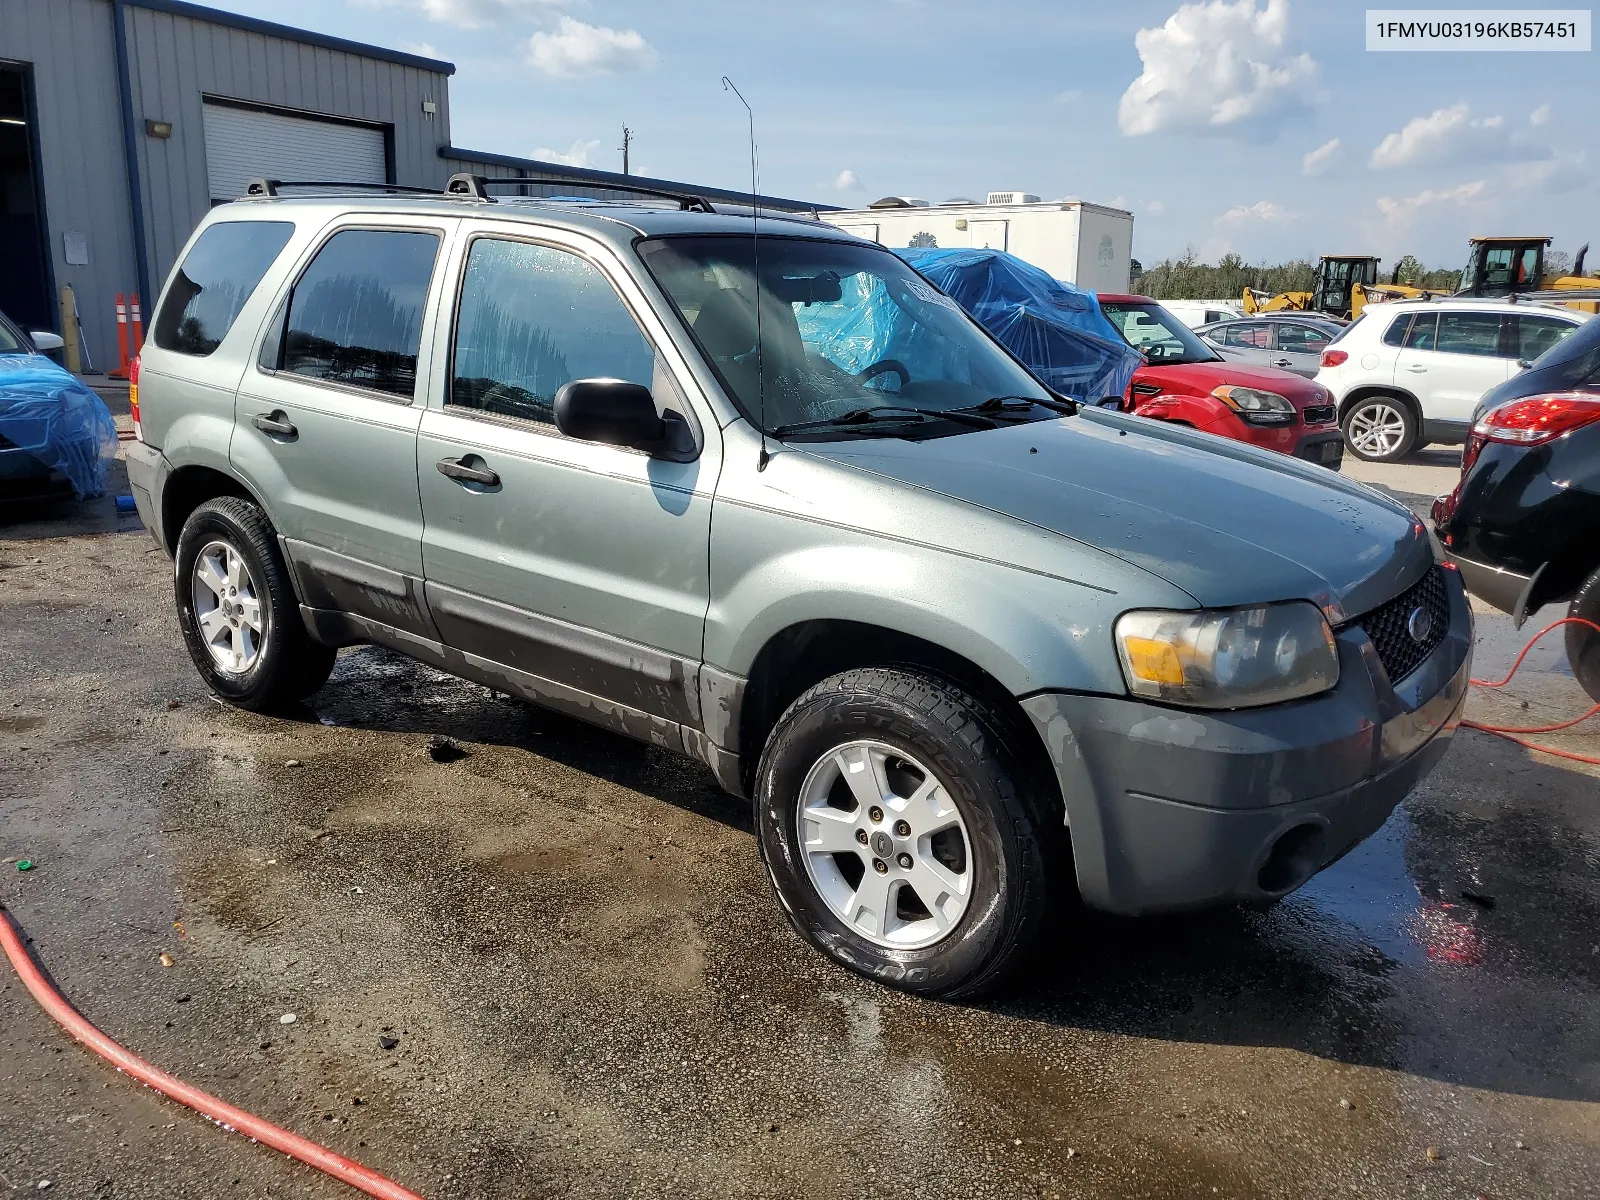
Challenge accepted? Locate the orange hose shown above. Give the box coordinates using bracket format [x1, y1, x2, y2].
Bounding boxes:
[1461, 616, 1600, 765]
[0, 905, 426, 1200]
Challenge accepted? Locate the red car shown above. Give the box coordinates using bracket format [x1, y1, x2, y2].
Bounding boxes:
[1097, 294, 1346, 469]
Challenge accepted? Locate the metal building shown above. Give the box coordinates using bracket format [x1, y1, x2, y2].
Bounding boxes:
[1, 0, 827, 369]
[2, 0, 455, 365]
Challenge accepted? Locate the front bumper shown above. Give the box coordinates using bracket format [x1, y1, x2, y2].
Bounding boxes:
[1293, 430, 1344, 469]
[1022, 565, 1472, 914]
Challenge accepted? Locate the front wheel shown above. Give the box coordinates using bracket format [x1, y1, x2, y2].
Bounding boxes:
[1342, 394, 1418, 462]
[174, 497, 336, 712]
[1568, 565, 1600, 702]
[753, 667, 1055, 1000]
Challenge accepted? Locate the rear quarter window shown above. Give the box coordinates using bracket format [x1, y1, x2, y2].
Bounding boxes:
[153, 221, 295, 357]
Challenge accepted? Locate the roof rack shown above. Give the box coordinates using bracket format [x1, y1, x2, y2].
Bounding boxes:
[443, 172, 717, 213]
[244, 179, 440, 198]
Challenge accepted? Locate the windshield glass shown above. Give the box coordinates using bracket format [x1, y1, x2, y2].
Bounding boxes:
[636, 235, 1051, 436]
[1098, 301, 1220, 365]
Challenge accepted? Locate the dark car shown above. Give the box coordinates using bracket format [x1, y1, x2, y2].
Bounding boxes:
[1471, 310, 1600, 424]
[1432, 391, 1600, 699]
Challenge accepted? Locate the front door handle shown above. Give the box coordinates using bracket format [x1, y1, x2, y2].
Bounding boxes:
[436, 456, 500, 487]
[252, 411, 297, 438]
[1271, 358, 1294, 367]
[1404, 365, 1428, 373]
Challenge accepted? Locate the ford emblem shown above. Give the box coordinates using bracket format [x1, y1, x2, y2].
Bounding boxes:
[1407, 606, 1434, 644]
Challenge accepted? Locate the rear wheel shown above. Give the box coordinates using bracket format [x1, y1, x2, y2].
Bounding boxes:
[1342, 394, 1417, 462]
[1567, 565, 1600, 702]
[753, 666, 1056, 1000]
[174, 497, 335, 712]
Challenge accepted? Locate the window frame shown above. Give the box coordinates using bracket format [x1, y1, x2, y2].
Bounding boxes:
[252, 220, 449, 407]
[441, 229, 674, 446]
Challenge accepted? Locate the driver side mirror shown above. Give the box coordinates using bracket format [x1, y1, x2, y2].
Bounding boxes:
[30, 331, 65, 352]
[553, 378, 697, 461]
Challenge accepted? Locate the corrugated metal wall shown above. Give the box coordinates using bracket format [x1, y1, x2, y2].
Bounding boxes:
[1, 0, 141, 366]
[123, 2, 453, 293]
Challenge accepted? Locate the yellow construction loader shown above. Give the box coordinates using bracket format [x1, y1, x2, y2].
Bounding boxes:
[1455, 236, 1598, 313]
[1242, 255, 1380, 320]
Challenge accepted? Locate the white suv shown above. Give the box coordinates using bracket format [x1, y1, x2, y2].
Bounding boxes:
[1316, 299, 1589, 461]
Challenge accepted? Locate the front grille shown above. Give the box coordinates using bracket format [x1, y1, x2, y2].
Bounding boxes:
[1303, 404, 1336, 425]
[1353, 566, 1450, 685]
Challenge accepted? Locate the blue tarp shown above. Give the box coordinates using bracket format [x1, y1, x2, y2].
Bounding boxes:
[0, 355, 119, 498]
[898, 248, 1141, 402]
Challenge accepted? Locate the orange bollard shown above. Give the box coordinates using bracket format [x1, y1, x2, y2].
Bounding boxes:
[108, 292, 131, 379]
[130, 293, 144, 355]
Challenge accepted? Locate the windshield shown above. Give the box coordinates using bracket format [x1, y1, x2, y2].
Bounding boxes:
[1098, 301, 1221, 365]
[636, 235, 1052, 437]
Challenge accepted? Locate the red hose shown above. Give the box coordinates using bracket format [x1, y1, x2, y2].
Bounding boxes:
[0, 905, 427, 1200]
[1461, 616, 1600, 766]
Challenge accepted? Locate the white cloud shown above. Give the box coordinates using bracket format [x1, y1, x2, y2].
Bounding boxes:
[1145, 200, 1166, 215]
[1054, 90, 1085, 105]
[833, 169, 863, 191]
[1110, 194, 1129, 208]
[1301, 137, 1342, 176]
[1530, 103, 1552, 127]
[527, 16, 657, 76]
[1217, 199, 1288, 223]
[355, 0, 560, 29]
[533, 138, 602, 168]
[401, 40, 442, 58]
[1510, 151, 1588, 193]
[1118, 0, 1317, 137]
[1375, 180, 1485, 224]
[1369, 103, 1548, 169]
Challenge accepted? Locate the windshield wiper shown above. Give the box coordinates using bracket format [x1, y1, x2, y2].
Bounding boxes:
[771, 405, 995, 437]
[955, 395, 1077, 417]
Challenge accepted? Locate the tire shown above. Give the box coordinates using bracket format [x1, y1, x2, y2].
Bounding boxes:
[1567, 565, 1600, 703]
[753, 667, 1056, 1000]
[1342, 394, 1418, 462]
[174, 496, 335, 712]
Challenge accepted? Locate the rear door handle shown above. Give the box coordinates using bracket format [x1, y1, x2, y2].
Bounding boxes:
[436, 456, 500, 487]
[1404, 365, 1428, 373]
[1271, 358, 1294, 367]
[252, 411, 297, 438]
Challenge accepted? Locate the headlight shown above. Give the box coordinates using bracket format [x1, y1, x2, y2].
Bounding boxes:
[1115, 602, 1339, 709]
[1211, 385, 1296, 425]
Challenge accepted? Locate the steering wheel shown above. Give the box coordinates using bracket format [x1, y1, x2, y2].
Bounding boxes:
[857, 359, 911, 389]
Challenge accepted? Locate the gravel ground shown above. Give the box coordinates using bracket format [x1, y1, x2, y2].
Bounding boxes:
[1, 451, 1597, 1199]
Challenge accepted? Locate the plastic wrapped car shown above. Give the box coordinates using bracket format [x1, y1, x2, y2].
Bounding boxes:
[0, 310, 118, 502]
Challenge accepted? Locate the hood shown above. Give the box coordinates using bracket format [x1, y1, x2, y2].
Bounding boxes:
[1136, 360, 1329, 405]
[804, 410, 1429, 620]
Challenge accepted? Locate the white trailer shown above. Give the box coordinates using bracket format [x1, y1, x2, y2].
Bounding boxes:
[824, 197, 1135, 293]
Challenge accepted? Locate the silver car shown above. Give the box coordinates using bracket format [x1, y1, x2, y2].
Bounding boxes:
[126, 181, 1471, 998]
[1197, 314, 1344, 378]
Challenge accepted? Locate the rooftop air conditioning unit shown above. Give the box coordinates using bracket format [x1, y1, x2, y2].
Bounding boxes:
[987, 191, 1040, 206]
[868, 196, 931, 208]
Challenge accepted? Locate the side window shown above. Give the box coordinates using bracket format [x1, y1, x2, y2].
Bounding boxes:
[1436, 312, 1504, 357]
[1403, 314, 1437, 351]
[449, 238, 655, 426]
[152, 221, 294, 357]
[1516, 315, 1578, 362]
[1223, 323, 1269, 348]
[1382, 314, 1413, 347]
[1277, 324, 1330, 352]
[279, 229, 440, 399]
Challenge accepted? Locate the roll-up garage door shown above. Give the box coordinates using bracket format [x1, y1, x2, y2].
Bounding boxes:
[203, 102, 387, 203]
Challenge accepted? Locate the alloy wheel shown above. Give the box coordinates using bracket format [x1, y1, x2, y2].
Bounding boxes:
[1347, 401, 1409, 458]
[191, 540, 264, 673]
[795, 740, 974, 949]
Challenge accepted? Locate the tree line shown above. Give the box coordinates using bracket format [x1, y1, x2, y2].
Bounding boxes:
[1129, 251, 1467, 300]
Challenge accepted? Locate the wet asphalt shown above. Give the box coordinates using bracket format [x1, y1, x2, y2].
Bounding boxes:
[2, 461, 1598, 1199]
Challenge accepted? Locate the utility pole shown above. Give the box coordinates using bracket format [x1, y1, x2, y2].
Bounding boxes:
[619, 126, 633, 175]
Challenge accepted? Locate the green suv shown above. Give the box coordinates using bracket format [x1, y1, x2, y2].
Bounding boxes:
[126, 179, 1472, 998]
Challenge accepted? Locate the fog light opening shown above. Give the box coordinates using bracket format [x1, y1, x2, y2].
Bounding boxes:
[1258, 823, 1326, 895]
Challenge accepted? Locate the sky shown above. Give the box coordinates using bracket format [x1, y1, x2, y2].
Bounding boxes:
[198, 0, 1597, 272]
